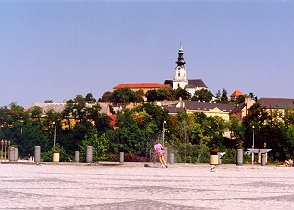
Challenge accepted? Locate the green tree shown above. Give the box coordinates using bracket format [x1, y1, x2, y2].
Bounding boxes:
[242, 102, 269, 150]
[110, 88, 143, 106]
[215, 90, 221, 102]
[229, 115, 245, 148]
[285, 124, 294, 159]
[146, 89, 158, 102]
[87, 103, 111, 134]
[80, 131, 109, 161]
[110, 103, 167, 157]
[220, 88, 228, 102]
[110, 109, 145, 155]
[191, 89, 214, 102]
[284, 108, 294, 127]
[99, 91, 113, 102]
[29, 106, 43, 118]
[175, 87, 191, 100]
[61, 95, 111, 155]
[0, 103, 49, 157]
[146, 88, 175, 102]
[85, 93, 96, 103]
[249, 92, 258, 101]
[235, 95, 245, 104]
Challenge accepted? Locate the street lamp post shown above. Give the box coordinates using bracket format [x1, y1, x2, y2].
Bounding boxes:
[252, 125, 255, 165]
[162, 121, 166, 147]
[53, 122, 57, 147]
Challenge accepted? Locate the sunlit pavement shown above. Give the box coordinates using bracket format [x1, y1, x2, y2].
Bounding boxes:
[0, 162, 293, 209]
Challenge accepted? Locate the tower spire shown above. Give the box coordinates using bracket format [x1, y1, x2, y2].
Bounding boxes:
[173, 43, 188, 90]
[176, 42, 186, 67]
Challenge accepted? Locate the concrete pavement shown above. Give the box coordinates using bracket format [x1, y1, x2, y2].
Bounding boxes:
[0, 162, 293, 209]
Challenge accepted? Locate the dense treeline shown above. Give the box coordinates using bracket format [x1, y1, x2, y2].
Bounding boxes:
[1, 92, 294, 163]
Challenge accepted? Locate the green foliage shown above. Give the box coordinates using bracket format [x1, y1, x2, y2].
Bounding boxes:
[170, 142, 210, 163]
[110, 88, 143, 106]
[109, 104, 164, 157]
[146, 88, 176, 102]
[191, 89, 214, 102]
[220, 88, 228, 102]
[242, 102, 269, 149]
[175, 87, 191, 100]
[99, 91, 113, 102]
[52, 143, 61, 152]
[215, 88, 229, 102]
[1, 91, 294, 164]
[85, 93, 96, 103]
[235, 95, 245, 104]
[79, 132, 110, 161]
[229, 115, 244, 148]
[41, 146, 71, 162]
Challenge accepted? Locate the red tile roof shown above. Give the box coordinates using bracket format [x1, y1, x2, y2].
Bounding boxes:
[113, 83, 171, 89]
[230, 90, 243, 97]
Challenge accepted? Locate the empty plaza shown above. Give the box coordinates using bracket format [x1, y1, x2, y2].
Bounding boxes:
[0, 163, 293, 209]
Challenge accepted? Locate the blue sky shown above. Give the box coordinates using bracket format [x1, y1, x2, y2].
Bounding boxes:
[1, 1, 293, 108]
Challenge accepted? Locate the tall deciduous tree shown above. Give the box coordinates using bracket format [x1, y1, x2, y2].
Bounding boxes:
[175, 87, 191, 100]
[85, 93, 96, 103]
[99, 91, 113, 102]
[110, 88, 143, 106]
[229, 115, 245, 148]
[191, 89, 214, 102]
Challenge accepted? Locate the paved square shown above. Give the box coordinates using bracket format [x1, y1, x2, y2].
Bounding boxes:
[0, 163, 293, 209]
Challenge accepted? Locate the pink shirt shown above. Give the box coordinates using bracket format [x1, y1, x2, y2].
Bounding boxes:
[154, 143, 163, 151]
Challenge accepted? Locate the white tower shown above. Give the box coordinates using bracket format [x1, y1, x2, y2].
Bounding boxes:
[173, 43, 188, 89]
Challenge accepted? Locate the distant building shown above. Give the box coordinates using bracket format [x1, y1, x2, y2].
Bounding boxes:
[258, 97, 294, 121]
[31, 102, 111, 116]
[229, 98, 255, 122]
[30, 101, 112, 130]
[230, 90, 243, 101]
[161, 99, 235, 122]
[113, 43, 209, 100]
[258, 97, 294, 110]
[164, 43, 209, 96]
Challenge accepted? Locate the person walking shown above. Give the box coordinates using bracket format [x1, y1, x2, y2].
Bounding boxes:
[154, 140, 167, 168]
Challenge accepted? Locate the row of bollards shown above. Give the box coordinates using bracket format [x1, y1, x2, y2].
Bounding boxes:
[236, 149, 267, 166]
[33, 146, 125, 164]
[7, 146, 267, 166]
[34, 146, 174, 164]
[34, 146, 93, 163]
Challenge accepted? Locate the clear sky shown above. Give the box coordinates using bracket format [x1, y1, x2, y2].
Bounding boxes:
[1, 1, 293, 108]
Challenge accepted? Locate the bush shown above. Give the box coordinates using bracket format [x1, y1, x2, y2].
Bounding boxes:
[169, 142, 210, 163]
[40, 147, 73, 162]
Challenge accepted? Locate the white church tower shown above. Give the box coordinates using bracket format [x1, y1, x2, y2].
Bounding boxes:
[173, 43, 188, 90]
